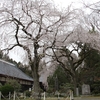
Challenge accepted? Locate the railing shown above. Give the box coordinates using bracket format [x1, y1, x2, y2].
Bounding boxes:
[0, 91, 21, 100]
[0, 90, 74, 100]
[65, 90, 74, 100]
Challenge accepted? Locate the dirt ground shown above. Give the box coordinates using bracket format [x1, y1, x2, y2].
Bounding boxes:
[45, 96, 100, 100]
[73, 96, 100, 100]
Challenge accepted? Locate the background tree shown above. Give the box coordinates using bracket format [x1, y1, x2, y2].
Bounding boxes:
[45, 4, 100, 95]
[79, 45, 100, 94]
[48, 66, 71, 94]
[18, 62, 32, 77]
[50, 43, 84, 95]
[0, 50, 3, 59]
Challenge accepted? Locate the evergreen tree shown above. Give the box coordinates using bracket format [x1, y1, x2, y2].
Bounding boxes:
[48, 66, 71, 93]
[0, 50, 3, 59]
[79, 45, 100, 94]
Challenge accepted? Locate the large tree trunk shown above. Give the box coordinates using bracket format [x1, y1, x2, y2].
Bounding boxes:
[32, 70, 41, 100]
[73, 76, 79, 96]
[31, 41, 41, 100]
[73, 78, 77, 95]
[31, 60, 41, 100]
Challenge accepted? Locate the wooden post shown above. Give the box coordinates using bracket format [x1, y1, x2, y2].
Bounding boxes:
[24, 92, 26, 99]
[71, 91, 74, 100]
[70, 90, 74, 100]
[57, 92, 60, 100]
[13, 91, 16, 100]
[0, 91, 1, 100]
[44, 92, 45, 100]
[9, 92, 11, 100]
[70, 90, 71, 100]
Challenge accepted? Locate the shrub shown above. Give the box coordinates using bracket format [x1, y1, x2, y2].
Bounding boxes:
[6, 79, 21, 92]
[25, 90, 31, 97]
[0, 84, 14, 96]
[91, 81, 100, 94]
[0, 83, 2, 87]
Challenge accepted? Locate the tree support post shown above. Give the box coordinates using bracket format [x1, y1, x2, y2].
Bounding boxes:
[44, 92, 45, 100]
[57, 92, 60, 100]
[13, 91, 16, 100]
[70, 90, 74, 100]
[0, 91, 1, 100]
[9, 92, 11, 100]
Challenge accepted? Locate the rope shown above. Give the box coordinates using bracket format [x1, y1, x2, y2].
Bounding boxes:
[1, 93, 8, 100]
[15, 93, 20, 100]
[65, 90, 70, 100]
[0, 92, 21, 100]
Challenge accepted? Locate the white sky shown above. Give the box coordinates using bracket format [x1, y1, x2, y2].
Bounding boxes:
[53, 0, 100, 9]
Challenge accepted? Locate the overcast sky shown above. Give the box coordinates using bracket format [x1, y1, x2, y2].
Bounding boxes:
[53, 0, 100, 9]
[1, 0, 99, 8]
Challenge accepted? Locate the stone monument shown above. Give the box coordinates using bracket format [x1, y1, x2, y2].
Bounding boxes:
[82, 84, 91, 95]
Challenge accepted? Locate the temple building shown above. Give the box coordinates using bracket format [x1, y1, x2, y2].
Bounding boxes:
[0, 59, 33, 90]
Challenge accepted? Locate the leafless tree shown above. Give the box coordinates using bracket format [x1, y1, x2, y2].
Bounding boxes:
[0, 0, 78, 99]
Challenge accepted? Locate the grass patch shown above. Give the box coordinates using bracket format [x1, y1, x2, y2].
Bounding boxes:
[22, 97, 69, 100]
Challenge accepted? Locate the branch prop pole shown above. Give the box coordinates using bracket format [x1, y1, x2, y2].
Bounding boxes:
[43, 92, 45, 100]
[65, 90, 74, 100]
[70, 90, 74, 100]
[0, 91, 1, 100]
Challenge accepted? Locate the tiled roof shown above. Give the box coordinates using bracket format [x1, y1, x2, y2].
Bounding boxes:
[0, 59, 33, 81]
